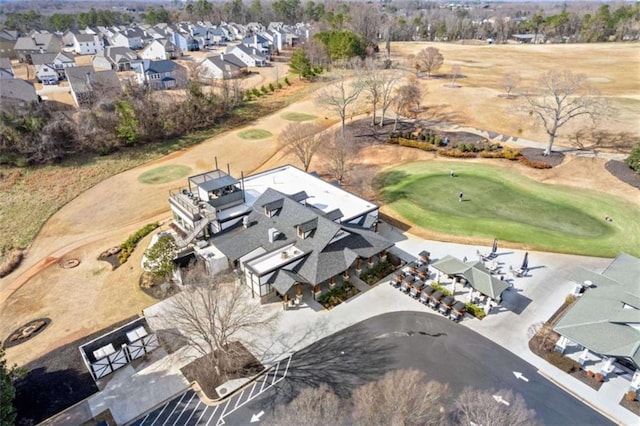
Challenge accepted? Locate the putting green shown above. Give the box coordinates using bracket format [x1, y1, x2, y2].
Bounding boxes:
[138, 165, 192, 185]
[378, 162, 640, 257]
[237, 129, 273, 140]
[281, 112, 318, 122]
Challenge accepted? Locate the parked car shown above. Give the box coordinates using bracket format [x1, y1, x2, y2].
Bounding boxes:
[410, 279, 425, 298]
[439, 295, 456, 316]
[450, 301, 466, 322]
[41, 79, 57, 85]
[420, 285, 435, 304]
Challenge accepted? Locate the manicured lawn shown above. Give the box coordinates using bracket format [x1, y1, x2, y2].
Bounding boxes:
[378, 162, 640, 257]
[237, 129, 273, 140]
[281, 112, 318, 122]
[138, 165, 192, 184]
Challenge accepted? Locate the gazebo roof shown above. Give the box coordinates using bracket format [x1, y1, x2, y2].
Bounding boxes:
[431, 255, 509, 299]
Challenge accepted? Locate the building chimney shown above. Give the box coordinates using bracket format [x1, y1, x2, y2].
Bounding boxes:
[268, 227, 280, 243]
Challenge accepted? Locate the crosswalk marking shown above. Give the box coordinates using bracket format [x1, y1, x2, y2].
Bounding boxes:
[161, 392, 187, 426]
[181, 398, 201, 426]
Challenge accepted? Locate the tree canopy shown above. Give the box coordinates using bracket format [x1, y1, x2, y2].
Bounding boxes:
[313, 30, 366, 61]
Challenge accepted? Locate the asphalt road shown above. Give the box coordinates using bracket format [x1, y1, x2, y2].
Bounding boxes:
[130, 311, 612, 426]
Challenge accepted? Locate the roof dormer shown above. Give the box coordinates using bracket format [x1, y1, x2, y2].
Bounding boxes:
[296, 218, 317, 239]
[262, 198, 283, 217]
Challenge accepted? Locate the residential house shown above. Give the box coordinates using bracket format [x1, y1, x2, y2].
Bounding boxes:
[72, 33, 104, 55]
[198, 53, 247, 80]
[0, 29, 19, 59]
[140, 39, 180, 60]
[66, 65, 122, 109]
[242, 34, 271, 54]
[168, 164, 388, 304]
[225, 44, 268, 67]
[0, 57, 14, 79]
[0, 79, 38, 106]
[14, 32, 62, 63]
[31, 52, 76, 83]
[109, 28, 144, 50]
[554, 253, 640, 375]
[132, 59, 187, 90]
[93, 46, 141, 71]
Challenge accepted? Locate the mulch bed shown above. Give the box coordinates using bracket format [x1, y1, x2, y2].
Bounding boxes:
[620, 394, 640, 416]
[180, 342, 264, 400]
[520, 148, 565, 168]
[14, 315, 139, 425]
[4, 318, 51, 349]
[568, 367, 604, 391]
[139, 272, 179, 300]
[605, 160, 640, 190]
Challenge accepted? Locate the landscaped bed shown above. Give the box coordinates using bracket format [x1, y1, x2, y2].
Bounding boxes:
[359, 260, 395, 285]
[180, 342, 263, 400]
[620, 392, 640, 416]
[317, 282, 360, 309]
[377, 161, 640, 257]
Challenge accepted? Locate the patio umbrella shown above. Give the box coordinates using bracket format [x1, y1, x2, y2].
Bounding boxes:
[521, 252, 529, 271]
[491, 238, 498, 254]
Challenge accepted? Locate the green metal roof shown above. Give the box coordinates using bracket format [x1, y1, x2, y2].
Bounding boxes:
[431, 255, 509, 299]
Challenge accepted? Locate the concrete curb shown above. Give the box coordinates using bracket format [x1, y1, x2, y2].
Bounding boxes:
[537, 369, 626, 426]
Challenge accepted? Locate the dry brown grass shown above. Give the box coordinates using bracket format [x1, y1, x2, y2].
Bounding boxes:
[391, 42, 640, 148]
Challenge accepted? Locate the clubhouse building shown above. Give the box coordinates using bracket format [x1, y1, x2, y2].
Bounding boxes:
[168, 164, 393, 304]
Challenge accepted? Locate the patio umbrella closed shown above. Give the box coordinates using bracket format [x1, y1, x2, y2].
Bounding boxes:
[491, 238, 498, 254]
[521, 252, 529, 271]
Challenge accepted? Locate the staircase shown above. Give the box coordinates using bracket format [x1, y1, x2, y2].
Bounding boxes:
[174, 210, 217, 248]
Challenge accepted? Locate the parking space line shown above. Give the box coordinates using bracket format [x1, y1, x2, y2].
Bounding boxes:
[137, 412, 151, 425]
[180, 400, 200, 425]
[259, 373, 269, 393]
[171, 392, 196, 426]
[213, 400, 231, 426]
[195, 404, 212, 426]
[161, 392, 187, 426]
[148, 401, 170, 426]
[233, 390, 245, 409]
[247, 381, 258, 400]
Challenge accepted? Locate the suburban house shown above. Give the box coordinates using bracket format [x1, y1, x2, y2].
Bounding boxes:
[554, 253, 640, 375]
[0, 79, 38, 106]
[0, 57, 14, 79]
[93, 46, 141, 71]
[242, 34, 271, 54]
[31, 52, 76, 83]
[140, 39, 180, 60]
[14, 32, 62, 63]
[132, 59, 187, 90]
[66, 65, 122, 108]
[109, 28, 144, 50]
[167, 164, 389, 304]
[72, 33, 104, 55]
[198, 53, 247, 79]
[0, 29, 19, 58]
[225, 44, 268, 67]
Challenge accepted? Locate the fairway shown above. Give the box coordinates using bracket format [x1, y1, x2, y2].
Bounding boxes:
[378, 162, 640, 257]
[138, 165, 192, 184]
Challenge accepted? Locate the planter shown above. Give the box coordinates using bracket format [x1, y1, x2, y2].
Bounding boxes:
[595, 373, 605, 383]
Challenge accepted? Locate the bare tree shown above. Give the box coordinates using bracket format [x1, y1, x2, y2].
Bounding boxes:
[455, 387, 541, 426]
[316, 75, 363, 137]
[502, 71, 521, 98]
[393, 80, 422, 131]
[378, 69, 401, 127]
[348, 165, 377, 200]
[348, 6, 381, 45]
[362, 59, 402, 128]
[323, 135, 359, 184]
[450, 64, 461, 87]
[279, 122, 325, 172]
[160, 264, 277, 375]
[414, 47, 444, 77]
[524, 69, 604, 155]
[269, 384, 345, 426]
[352, 369, 451, 426]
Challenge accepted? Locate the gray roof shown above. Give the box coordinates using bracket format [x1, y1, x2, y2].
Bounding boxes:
[555, 253, 640, 368]
[74, 33, 97, 42]
[0, 57, 13, 75]
[100, 46, 139, 63]
[0, 79, 38, 103]
[431, 255, 509, 299]
[189, 170, 239, 192]
[211, 188, 392, 287]
[66, 65, 121, 96]
[31, 52, 74, 66]
[137, 59, 181, 75]
[14, 33, 59, 52]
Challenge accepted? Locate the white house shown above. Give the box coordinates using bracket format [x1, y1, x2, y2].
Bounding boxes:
[109, 28, 144, 50]
[224, 44, 268, 67]
[31, 52, 76, 83]
[73, 33, 103, 55]
[93, 46, 141, 71]
[140, 39, 180, 60]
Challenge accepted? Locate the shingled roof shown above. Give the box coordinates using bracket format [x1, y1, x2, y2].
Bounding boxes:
[211, 188, 392, 287]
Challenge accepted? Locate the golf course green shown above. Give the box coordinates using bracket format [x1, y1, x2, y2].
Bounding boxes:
[378, 162, 640, 257]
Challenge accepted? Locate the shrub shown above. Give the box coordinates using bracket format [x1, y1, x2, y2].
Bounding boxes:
[118, 222, 160, 265]
[260, 86, 268, 95]
[437, 149, 477, 158]
[360, 260, 395, 284]
[252, 88, 260, 97]
[518, 156, 552, 169]
[268, 83, 275, 92]
[624, 143, 640, 173]
[545, 351, 581, 373]
[430, 282, 452, 297]
[0, 249, 23, 278]
[284, 76, 291, 86]
[502, 147, 521, 160]
[317, 281, 359, 308]
[626, 391, 637, 401]
[565, 294, 576, 305]
[595, 373, 605, 382]
[277, 82, 283, 89]
[465, 302, 486, 319]
[479, 150, 504, 158]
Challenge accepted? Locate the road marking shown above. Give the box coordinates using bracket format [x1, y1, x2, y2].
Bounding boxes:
[161, 392, 187, 426]
[214, 399, 232, 426]
[149, 400, 170, 426]
[247, 381, 258, 400]
[205, 403, 222, 426]
[138, 412, 151, 425]
[234, 390, 245, 409]
[492, 394, 510, 406]
[182, 399, 201, 425]
[250, 411, 265, 422]
[172, 392, 196, 426]
[513, 371, 529, 382]
[195, 404, 213, 426]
